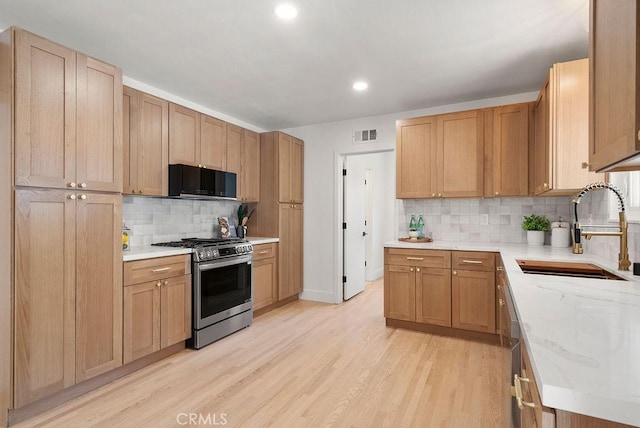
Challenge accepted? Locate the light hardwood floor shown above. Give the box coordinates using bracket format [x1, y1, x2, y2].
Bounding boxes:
[16, 279, 510, 427]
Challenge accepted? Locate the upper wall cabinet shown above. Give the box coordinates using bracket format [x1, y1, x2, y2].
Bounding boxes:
[225, 124, 260, 202]
[396, 110, 484, 199]
[534, 59, 603, 195]
[14, 29, 122, 192]
[589, 0, 640, 171]
[123, 86, 169, 196]
[485, 103, 530, 197]
[278, 133, 304, 204]
[201, 115, 227, 171]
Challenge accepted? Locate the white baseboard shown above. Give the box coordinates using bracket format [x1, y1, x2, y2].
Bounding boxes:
[299, 289, 339, 304]
[366, 268, 383, 282]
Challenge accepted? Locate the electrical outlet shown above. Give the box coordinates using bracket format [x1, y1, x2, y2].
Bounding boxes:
[480, 214, 489, 225]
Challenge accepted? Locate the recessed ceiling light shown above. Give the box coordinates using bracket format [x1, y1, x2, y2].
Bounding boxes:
[353, 81, 368, 91]
[274, 4, 298, 20]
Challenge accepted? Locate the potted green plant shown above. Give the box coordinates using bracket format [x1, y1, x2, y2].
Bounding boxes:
[522, 214, 550, 246]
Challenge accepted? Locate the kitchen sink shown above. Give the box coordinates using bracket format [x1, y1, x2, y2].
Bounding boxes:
[517, 259, 627, 281]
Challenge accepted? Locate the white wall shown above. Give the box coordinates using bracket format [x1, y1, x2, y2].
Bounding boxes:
[283, 91, 539, 304]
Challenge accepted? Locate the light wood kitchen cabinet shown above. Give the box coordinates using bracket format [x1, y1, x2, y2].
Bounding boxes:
[226, 124, 260, 202]
[274, 132, 304, 203]
[169, 104, 229, 172]
[200, 115, 227, 171]
[384, 248, 451, 325]
[240, 129, 261, 202]
[123, 86, 169, 196]
[252, 243, 278, 311]
[123, 255, 191, 364]
[168, 103, 200, 166]
[251, 132, 304, 302]
[396, 116, 437, 198]
[14, 189, 122, 406]
[486, 103, 530, 197]
[451, 252, 496, 334]
[589, 0, 640, 171]
[533, 59, 604, 195]
[14, 29, 122, 193]
[396, 109, 484, 198]
[384, 265, 416, 321]
[278, 204, 303, 299]
[415, 267, 451, 327]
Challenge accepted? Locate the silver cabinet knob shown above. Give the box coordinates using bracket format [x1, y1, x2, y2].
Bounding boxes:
[79, 194, 87, 200]
[67, 194, 76, 200]
[68, 182, 76, 188]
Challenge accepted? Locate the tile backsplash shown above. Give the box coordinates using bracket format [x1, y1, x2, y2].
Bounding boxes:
[397, 196, 573, 244]
[123, 196, 242, 246]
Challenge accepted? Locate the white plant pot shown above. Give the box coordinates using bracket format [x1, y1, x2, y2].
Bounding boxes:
[527, 230, 545, 246]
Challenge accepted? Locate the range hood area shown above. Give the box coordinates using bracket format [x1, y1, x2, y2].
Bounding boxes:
[168, 164, 237, 200]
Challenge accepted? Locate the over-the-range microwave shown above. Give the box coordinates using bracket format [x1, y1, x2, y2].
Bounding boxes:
[168, 164, 237, 200]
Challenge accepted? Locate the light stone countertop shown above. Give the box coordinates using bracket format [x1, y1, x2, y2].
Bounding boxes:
[123, 237, 279, 262]
[384, 240, 640, 426]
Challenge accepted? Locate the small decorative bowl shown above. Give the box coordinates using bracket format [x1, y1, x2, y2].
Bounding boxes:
[408, 230, 418, 239]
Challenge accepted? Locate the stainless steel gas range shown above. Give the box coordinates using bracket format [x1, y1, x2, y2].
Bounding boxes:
[152, 238, 253, 349]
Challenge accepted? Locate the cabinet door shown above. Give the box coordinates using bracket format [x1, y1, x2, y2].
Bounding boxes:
[200, 115, 226, 171]
[278, 204, 292, 299]
[138, 92, 168, 196]
[533, 77, 551, 195]
[383, 264, 416, 321]
[415, 267, 451, 327]
[169, 103, 200, 166]
[452, 269, 495, 333]
[253, 256, 277, 310]
[554, 59, 604, 189]
[14, 190, 76, 407]
[123, 281, 161, 364]
[396, 117, 437, 198]
[290, 205, 304, 295]
[14, 30, 77, 189]
[438, 110, 484, 198]
[291, 137, 304, 203]
[590, 0, 640, 171]
[76, 54, 123, 193]
[160, 274, 192, 348]
[122, 86, 138, 194]
[491, 104, 529, 197]
[226, 124, 242, 199]
[278, 133, 293, 202]
[76, 193, 122, 381]
[240, 129, 260, 202]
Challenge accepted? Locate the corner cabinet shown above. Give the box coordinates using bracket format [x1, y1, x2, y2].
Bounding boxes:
[589, 0, 640, 171]
[485, 103, 531, 197]
[15, 29, 122, 193]
[14, 189, 123, 406]
[123, 255, 191, 364]
[396, 109, 484, 199]
[123, 86, 169, 196]
[533, 59, 603, 195]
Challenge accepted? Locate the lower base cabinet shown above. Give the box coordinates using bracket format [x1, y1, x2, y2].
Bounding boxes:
[384, 248, 497, 335]
[252, 243, 278, 311]
[123, 255, 191, 364]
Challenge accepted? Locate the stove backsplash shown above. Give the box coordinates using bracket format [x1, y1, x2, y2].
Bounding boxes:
[123, 196, 242, 247]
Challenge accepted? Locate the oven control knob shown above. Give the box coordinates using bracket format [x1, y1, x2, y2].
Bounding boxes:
[212, 249, 219, 258]
[206, 249, 213, 259]
[197, 249, 206, 260]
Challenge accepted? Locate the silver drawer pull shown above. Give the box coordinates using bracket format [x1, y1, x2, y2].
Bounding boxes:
[406, 257, 424, 261]
[151, 267, 172, 273]
[461, 260, 483, 264]
[257, 250, 269, 255]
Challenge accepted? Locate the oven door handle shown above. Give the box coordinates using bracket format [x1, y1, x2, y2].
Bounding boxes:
[196, 255, 252, 271]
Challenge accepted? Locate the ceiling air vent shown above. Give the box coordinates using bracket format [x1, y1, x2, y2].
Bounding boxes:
[353, 129, 378, 144]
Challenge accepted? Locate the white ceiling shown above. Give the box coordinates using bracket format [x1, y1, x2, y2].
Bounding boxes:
[0, 0, 589, 130]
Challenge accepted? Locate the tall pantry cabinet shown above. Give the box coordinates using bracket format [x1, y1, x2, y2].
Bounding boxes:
[252, 132, 304, 300]
[0, 27, 123, 415]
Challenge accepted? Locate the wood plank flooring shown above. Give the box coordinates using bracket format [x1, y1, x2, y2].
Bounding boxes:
[15, 279, 510, 427]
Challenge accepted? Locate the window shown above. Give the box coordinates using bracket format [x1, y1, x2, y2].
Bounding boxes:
[608, 171, 640, 222]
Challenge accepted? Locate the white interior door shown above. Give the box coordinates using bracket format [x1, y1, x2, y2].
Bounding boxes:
[365, 169, 374, 280]
[343, 156, 366, 300]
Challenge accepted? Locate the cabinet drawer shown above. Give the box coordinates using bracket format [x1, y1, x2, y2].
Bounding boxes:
[253, 243, 277, 261]
[386, 248, 451, 268]
[124, 255, 191, 286]
[452, 251, 495, 272]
